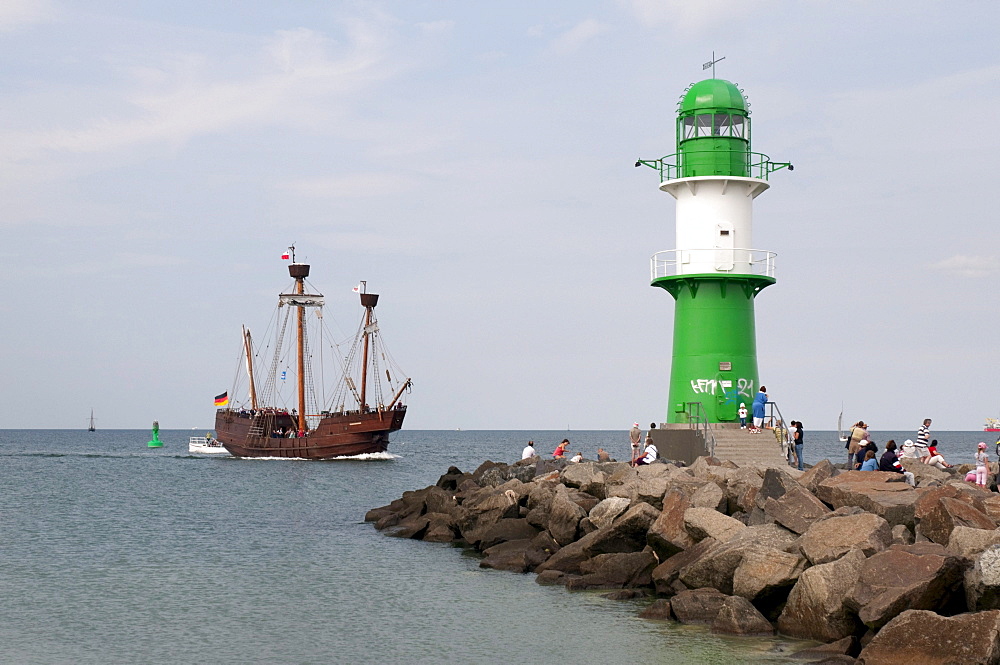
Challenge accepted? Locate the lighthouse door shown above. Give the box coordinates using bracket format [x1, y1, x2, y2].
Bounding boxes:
[714, 222, 735, 271]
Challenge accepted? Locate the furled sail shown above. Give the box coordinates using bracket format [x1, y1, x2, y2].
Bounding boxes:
[279, 293, 325, 307]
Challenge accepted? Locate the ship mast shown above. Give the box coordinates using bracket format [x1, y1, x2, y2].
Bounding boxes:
[243, 326, 259, 410]
[358, 284, 379, 412]
[288, 257, 310, 434]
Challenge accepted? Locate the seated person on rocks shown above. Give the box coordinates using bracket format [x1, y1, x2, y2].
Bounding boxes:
[899, 439, 920, 459]
[634, 442, 658, 466]
[596, 448, 611, 462]
[879, 440, 915, 486]
[854, 439, 876, 468]
[569, 451, 583, 463]
[860, 449, 879, 471]
[924, 439, 952, 469]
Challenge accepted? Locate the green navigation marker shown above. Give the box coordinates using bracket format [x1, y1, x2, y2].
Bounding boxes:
[148, 420, 163, 448]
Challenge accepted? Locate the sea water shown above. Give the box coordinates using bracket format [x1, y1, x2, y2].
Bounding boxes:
[0, 429, 989, 664]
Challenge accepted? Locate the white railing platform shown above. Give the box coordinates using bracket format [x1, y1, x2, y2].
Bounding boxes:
[651, 248, 776, 280]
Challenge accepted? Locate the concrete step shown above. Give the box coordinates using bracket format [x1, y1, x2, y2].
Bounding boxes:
[709, 428, 790, 467]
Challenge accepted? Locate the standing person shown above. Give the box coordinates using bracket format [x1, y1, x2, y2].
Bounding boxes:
[846, 421, 868, 468]
[917, 419, 932, 449]
[738, 403, 748, 429]
[975, 442, 990, 488]
[751, 386, 768, 429]
[793, 421, 805, 471]
[629, 422, 642, 464]
[783, 420, 797, 464]
[521, 440, 536, 460]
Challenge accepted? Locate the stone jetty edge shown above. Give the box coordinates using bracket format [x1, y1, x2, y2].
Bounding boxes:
[366, 456, 1000, 665]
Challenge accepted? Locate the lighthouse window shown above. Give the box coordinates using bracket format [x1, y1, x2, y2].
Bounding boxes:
[730, 115, 745, 138]
[696, 114, 713, 137]
[713, 114, 731, 136]
[683, 116, 696, 139]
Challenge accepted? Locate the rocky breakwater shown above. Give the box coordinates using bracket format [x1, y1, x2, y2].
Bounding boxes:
[366, 456, 1000, 664]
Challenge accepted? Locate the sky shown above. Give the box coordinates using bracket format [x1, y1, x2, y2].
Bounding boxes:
[1, 1, 998, 432]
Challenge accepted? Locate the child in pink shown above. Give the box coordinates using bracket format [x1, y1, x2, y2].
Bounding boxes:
[975, 442, 990, 488]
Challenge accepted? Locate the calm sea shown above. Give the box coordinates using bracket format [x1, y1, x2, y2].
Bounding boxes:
[0, 428, 990, 664]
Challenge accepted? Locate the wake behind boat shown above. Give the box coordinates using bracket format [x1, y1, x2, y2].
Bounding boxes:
[214, 247, 412, 459]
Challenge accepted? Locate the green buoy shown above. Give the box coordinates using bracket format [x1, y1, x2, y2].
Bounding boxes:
[148, 420, 163, 448]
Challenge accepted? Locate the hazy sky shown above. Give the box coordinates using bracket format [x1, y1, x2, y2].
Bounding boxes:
[2, 1, 997, 432]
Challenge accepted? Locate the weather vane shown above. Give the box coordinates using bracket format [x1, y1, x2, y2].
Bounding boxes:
[702, 51, 725, 78]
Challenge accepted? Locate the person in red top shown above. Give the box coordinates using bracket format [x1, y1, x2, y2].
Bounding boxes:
[552, 439, 570, 459]
[924, 439, 952, 469]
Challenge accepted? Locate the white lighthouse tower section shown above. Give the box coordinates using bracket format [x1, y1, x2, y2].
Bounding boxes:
[659, 176, 770, 276]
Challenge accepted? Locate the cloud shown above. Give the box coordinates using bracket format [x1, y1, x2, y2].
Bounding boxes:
[549, 19, 609, 55]
[1, 22, 399, 163]
[416, 20, 454, 35]
[280, 173, 417, 199]
[0, 0, 54, 31]
[933, 255, 997, 277]
[618, 0, 764, 33]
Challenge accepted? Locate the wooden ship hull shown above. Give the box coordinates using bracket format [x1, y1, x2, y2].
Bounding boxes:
[215, 406, 407, 459]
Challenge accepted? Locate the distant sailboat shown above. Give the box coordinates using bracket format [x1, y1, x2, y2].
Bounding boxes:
[87, 409, 96, 432]
[837, 406, 847, 442]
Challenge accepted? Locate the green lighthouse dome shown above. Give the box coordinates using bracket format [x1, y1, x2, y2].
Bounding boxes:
[679, 78, 747, 116]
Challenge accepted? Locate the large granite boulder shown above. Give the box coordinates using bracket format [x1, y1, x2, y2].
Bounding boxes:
[475, 518, 540, 550]
[856, 609, 1000, 665]
[479, 532, 559, 573]
[763, 485, 832, 534]
[710, 595, 775, 636]
[949, 526, 1000, 559]
[422, 512, 459, 542]
[732, 547, 808, 614]
[798, 512, 891, 565]
[670, 587, 729, 625]
[560, 462, 610, 499]
[798, 459, 838, 494]
[546, 485, 588, 546]
[757, 467, 802, 504]
[966, 544, 1000, 611]
[566, 550, 657, 590]
[724, 467, 764, 514]
[650, 537, 718, 596]
[678, 525, 797, 596]
[777, 548, 866, 642]
[816, 472, 917, 528]
[638, 598, 673, 620]
[900, 457, 953, 486]
[646, 489, 696, 559]
[588, 497, 632, 530]
[846, 542, 968, 629]
[689, 481, 726, 511]
[915, 491, 996, 546]
[683, 507, 747, 543]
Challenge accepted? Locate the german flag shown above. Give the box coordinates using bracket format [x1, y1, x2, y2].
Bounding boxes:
[214, 392, 229, 406]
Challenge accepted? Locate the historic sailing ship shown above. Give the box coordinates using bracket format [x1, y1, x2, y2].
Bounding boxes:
[215, 248, 411, 459]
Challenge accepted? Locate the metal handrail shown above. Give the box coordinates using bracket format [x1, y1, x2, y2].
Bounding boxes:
[684, 401, 718, 458]
[636, 150, 792, 182]
[651, 248, 776, 280]
[763, 401, 792, 464]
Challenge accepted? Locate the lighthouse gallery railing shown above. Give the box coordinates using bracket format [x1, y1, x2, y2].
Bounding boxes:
[651, 248, 776, 280]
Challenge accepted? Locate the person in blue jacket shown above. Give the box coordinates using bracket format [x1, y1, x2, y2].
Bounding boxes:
[751, 386, 768, 429]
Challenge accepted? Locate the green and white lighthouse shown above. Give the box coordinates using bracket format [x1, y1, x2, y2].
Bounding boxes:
[637, 76, 791, 425]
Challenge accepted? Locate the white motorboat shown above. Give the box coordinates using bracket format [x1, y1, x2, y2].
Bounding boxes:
[189, 436, 229, 454]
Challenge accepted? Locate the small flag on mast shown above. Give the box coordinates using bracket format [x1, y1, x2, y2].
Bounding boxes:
[352, 284, 361, 293]
[281, 250, 290, 260]
[214, 392, 229, 406]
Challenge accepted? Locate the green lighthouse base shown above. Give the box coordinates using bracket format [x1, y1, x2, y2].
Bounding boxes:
[652, 273, 773, 424]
